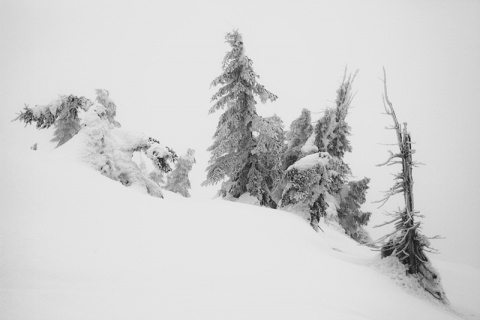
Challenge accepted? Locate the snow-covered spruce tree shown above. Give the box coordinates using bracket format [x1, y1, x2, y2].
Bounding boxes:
[283, 108, 314, 170]
[281, 152, 342, 231]
[337, 178, 372, 243]
[165, 149, 196, 198]
[203, 30, 278, 207]
[310, 71, 359, 196]
[373, 69, 447, 302]
[149, 169, 165, 186]
[314, 72, 354, 159]
[95, 89, 121, 128]
[247, 115, 285, 207]
[280, 70, 371, 238]
[14, 91, 177, 199]
[14, 95, 92, 147]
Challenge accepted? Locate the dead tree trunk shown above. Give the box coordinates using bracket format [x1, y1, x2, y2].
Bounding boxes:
[374, 68, 448, 302]
[402, 127, 418, 274]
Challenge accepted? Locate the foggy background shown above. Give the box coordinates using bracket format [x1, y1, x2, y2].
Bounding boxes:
[1, 0, 479, 268]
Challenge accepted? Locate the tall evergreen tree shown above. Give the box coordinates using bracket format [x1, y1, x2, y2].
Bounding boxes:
[203, 30, 278, 206]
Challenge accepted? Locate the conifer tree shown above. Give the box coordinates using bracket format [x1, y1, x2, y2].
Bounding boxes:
[337, 178, 372, 243]
[165, 149, 196, 198]
[280, 70, 371, 238]
[310, 70, 358, 196]
[149, 169, 165, 186]
[14, 95, 91, 147]
[281, 72, 355, 220]
[248, 115, 285, 207]
[203, 30, 278, 206]
[374, 68, 447, 302]
[283, 108, 313, 170]
[281, 152, 342, 231]
[314, 72, 355, 159]
[50, 95, 90, 147]
[14, 91, 176, 199]
[13, 90, 121, 148]
[95, 89, 121, 127]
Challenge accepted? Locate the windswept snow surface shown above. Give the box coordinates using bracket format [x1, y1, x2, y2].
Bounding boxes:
[1, 139, 479, 319]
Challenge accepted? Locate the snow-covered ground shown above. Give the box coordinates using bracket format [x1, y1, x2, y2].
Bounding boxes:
[1, 132, 479, 320]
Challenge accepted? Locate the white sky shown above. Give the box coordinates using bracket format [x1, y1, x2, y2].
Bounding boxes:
[1, 0, 480, 267]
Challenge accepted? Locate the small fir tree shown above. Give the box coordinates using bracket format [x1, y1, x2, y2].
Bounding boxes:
[165, 149, 196, 198]
[149, 169, 165, 186]
[281, 152, 341, 231]
[314, 71, 355, 159]
[95, 89, 121, 127]
[13, 95, 91, 147]
[50, 95, 90, 147]
[14, 90, 176, 199]
[247, 115, 285, 207]
[278, 70, 372, 241]
[337, 178, 372, 244]
[13, 90, 121, 148]
[281, 70, 368, 237]
[283, 108, 313, 170]
[203, 30, 278, 207]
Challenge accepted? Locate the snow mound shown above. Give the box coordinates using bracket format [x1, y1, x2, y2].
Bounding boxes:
[374, 256, 449, 307]
[288, 151, 331, 171]
[1, 136, 477, 320]
[300, 131, 318, 154]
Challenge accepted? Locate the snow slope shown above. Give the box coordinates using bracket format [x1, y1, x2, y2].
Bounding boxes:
[1, 137, 479, 320]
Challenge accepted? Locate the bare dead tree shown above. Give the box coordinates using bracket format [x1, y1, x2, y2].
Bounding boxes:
[373, 68, 448, 303]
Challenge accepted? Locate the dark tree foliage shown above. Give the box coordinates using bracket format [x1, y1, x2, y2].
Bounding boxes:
[135, 137, 178, 173]
[283, 108, 313, 170]
[165, 149, 195, 198]
[314, 72, 355, 158]
[337, 178, 372, 243]
[13, 95, 91, 147]
[281, 153, 339, 231]
[281, 71, 366, 235]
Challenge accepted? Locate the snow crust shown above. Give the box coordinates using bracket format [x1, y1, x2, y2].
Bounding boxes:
[1, 140, 479, 320]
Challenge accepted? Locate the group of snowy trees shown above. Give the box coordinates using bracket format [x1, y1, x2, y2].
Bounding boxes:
[280, 72, 372, 241]
[203, 30, 371, 242]
[14, 29, 447, 304]
[14, 90, 195, 199]
[203, 30, 447, 303]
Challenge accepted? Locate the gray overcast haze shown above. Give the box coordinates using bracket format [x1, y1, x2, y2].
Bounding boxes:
[1, 0, 480, 268]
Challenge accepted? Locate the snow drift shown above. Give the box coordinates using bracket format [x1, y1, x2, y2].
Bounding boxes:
[1, 134, 479, 320]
